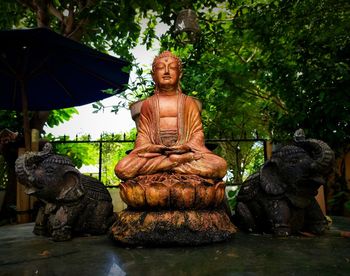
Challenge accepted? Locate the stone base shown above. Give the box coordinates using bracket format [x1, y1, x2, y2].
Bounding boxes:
[109, 209, 236, 246]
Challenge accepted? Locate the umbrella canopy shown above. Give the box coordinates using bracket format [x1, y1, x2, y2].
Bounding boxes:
[0, 28, 130, 150]
[0, 28, 130, 110]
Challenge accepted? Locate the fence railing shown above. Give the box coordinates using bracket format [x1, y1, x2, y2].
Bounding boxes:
[50, 136, 267, 184]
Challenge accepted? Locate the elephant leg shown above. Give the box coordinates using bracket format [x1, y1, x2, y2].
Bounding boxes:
[33, 205, 48, 236]
[235, 202, 257, 232]
[50, 205, 79, 241]
[266, 199, 292, 236]
[89, 201, 114, 234]
[74, 200, 114, 235]
[304, 198, 327, 235]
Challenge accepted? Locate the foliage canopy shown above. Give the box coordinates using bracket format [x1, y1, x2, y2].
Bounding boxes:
[0, 0, 349, 180]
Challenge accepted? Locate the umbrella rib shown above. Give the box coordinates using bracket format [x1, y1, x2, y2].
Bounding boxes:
[47, 72, 74, 99]
[29, 55, 50, 77]
[0, 53, 18, 76]
[13, 80, 18, 106]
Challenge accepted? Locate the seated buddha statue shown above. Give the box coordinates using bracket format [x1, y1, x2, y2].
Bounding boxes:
[110, 51, 235, 246]
[115, 51, 227, 180]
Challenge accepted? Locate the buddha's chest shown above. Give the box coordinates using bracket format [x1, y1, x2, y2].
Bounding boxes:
[158, 95, 178, 118]
[157, 95, 178, 131]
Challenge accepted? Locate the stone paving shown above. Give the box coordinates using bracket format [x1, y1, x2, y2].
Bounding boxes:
[0, 217, 349, 275]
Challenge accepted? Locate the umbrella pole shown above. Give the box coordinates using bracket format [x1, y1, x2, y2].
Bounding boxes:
[20, 79, 31, 151]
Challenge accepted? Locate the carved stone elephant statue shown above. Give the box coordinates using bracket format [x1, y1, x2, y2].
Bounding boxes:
[15, 143, 114, 241]
[234, 129, 335, 236]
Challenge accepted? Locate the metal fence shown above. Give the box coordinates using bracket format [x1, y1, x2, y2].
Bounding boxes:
[50, 136, 268, 186]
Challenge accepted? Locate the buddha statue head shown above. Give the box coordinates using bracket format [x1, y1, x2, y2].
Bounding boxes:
[152, 51, 183, 94]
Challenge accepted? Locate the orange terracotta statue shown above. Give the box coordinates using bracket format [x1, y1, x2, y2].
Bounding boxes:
[110, 51, 236, 246]
[115, 51, 227, 180]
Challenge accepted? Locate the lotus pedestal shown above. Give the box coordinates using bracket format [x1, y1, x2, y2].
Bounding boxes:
[109, 173, 236, 246]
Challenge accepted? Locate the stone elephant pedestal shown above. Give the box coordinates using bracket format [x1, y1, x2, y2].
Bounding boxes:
[109, 173, 236, 246]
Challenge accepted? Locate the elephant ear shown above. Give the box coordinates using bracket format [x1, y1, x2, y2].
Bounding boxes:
[260, 160, 287, 195]
[56, 170, 84, 202]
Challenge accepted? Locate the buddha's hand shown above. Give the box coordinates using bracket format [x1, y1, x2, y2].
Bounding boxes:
[147, 144, 168, 153]
[137, 152, 162, 158]
[137, 144, 168, 158]
[164, 144, 191, 155]
[169, 152, 202, 164]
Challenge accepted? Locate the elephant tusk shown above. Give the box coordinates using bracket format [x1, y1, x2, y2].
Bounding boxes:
[25, 187, 37, 195]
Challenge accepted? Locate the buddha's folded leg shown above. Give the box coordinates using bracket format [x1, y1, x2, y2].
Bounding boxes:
[173, 153, 227, 179]
[115, 153, 147, 180]
[137, 155, 177, 176]
[115, 153, 178, 180]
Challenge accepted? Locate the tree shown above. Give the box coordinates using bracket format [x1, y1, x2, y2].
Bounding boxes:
[0, 0, 225, 55]
[234, 0, 350, 154]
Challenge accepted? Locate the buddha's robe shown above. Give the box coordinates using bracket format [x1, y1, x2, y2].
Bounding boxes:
[115, 93, 227, 180]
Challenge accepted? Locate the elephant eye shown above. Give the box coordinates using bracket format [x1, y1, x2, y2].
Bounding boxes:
[45, 165, 56, 174]
[288, 158, 299, 165]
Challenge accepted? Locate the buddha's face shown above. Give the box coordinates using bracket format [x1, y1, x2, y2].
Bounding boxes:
[152, 56, 181, 90]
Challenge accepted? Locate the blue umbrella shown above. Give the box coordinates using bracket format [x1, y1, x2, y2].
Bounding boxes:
[0, 28, 130, 150]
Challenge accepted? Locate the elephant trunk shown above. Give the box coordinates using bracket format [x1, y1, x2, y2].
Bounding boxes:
[294, 136, 335, 175]
[15, 143, 53, 187]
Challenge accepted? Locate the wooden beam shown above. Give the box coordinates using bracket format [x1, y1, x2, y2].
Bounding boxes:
[16, 148, 31, 223]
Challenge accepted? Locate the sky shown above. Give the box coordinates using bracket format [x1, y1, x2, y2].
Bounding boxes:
[44, 23, 168, 139]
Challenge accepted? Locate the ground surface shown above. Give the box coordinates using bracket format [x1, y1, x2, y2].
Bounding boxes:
[0, 217, 349, 275]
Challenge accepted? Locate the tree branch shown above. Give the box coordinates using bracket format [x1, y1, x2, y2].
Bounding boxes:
[244, 88, 287, 112]
[232, 47, 258, 64]
[17, 0, 36, 10]
[65, 0, 99, 40]
[66, 18, 89, 41]
[63, 5, 75, 35]
[47, 2, 64, 22]
[246, 48, 257, 63]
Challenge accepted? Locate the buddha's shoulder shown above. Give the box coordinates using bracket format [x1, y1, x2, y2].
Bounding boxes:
[185, 95, 202, 112]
